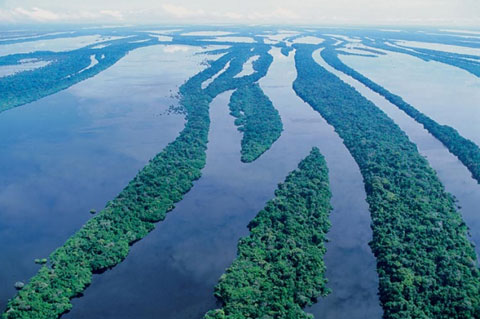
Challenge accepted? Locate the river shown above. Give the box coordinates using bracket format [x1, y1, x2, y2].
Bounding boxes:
[64, 48, 381, 319]
[340, 50, 480, 147]
[0, 44, 206, 310]
[313, 49, 480, 260]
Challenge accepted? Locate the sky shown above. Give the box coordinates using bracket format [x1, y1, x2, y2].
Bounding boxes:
[0, 0, 479, 27]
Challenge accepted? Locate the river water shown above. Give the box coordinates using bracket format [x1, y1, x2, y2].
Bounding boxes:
[64, 48, 381, 319]
[340, 50, 480, 147]
[2, 33, 479, 319]
[313, 49, 480, 259]
[0, 44, 207, 310]
[264, 49, 382, 319]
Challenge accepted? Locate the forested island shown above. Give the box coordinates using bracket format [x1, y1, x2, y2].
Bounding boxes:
[321, 46, 480, 184]
[0, 34, 162, 113]
[229, 83, 283, 162]
[293, 44, 480, 319]
[363, 39, 480, 79]
[205, 147, 332, 319]
[2, 26, 480, 319]
[2, 43, 274, 319]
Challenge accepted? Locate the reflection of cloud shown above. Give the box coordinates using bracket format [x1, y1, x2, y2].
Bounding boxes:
[163, 45, 191, 53]
[150, 35, 172, 42]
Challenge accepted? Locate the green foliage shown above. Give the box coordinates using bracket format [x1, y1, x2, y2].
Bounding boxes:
[321, 46, 480, 184]
[229, 83, 283, 162]
[33, 259, 47, 265]
[205, 147, 332, 319]
[364, 39, 480, 79]
[293, 44, 480, 319]
[0, 35, 157, 113]
[2, 45, 273, 319]
[3, 70, 208, 319]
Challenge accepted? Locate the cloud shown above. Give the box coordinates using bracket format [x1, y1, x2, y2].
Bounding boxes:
[247, 8, 299, 21]
[0, 6, 126, 23]
[162, 4, 205, 18]
[160, 4, 298, 23]
[0, 1, 479, 26]
[13, 7, 59, 21]
[100, 10, 123, 20]
[216, 11, 243, 20]
[99, 10, 123, 19]
[0, 9, 15, 22]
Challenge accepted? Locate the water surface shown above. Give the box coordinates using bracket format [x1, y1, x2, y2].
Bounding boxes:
[264, 49, 382, 319]
[0, 35, 119, 57]
[315, 50, 480, 260]
[65, 48, 381, 319]
[0, 44, 206, 309]
[340, 50, 480, 146]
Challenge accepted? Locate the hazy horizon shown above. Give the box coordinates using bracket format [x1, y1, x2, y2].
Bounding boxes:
[0, 0, 479, 27]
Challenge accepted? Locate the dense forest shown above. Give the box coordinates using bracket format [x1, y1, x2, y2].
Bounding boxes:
[293, 44, 480, 319]
[321, 46, 480, 184]
[2, 26, 480, 319]
[2, 44, 273, 319]
[362, 39, 480, 79]
[205, 147, 332, 319]
[0, 34, 163, 113]
[229, 83, 283, 162]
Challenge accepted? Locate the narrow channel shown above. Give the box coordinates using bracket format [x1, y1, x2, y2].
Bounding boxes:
[64, 84, 326, 318]
[65, 47, 381, 318]
[313, 49, 480, 259]
[0, 44, 205, 310]
[261, 48, 382, 319]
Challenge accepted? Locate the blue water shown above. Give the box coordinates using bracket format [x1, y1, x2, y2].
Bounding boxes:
[0, 44, 205, 309]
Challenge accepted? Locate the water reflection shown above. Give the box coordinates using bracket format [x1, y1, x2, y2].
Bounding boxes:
[65, 48, 381, 319]
[314, 50, 480, 260]
[0, 44, 206, 309]
[340, 50, 480, 146]
[0, 35, 125, 57]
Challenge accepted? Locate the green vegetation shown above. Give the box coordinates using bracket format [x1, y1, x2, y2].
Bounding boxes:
[33, 259, 47, 265]
[2, 45, 273, 319]
[321, 46, 480, 184]
[5, 27, 480, 318]
[3, 59, 210, 319]
[205, 147, 332, 319]
[13, 283, 24, 291]
[229, 83, 283, 162]
[0, 35, 158, 113]
[0, 29, 275, 115]
[364, 39, 480, 79]
[293, 44, 480, 319]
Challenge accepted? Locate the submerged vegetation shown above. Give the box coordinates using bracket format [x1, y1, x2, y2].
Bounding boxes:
[321, 46, 480, 184]
[229, 83, 283, 162]
[205, 147, 332, 319]
[293, 44, 480, 319]
[2, 44, 273, 319]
